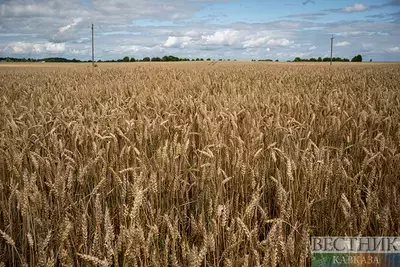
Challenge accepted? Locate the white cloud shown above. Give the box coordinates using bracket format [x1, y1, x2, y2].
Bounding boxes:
[266, 38, 293, 47]
[114, 45, 165, 54]
[242, 37, 268, 48]
[309, 45, 316, 51]
[89, 0, 200, 21]
[266, 47, 270, 52]
[70, 48, 89, 55]
[340, 31, 363, 37]
[341, 3, 368, 12]
[361, 43, 374, 52]
[0, 3, 57, 18]
[242, 36, 295, 48]
[271, 21, 301, 29]
[277, 51, 311, 58]
[340, 31, 389, 37]
[335, 41, 351, 47]
[242, 48, 258, 56]
[45, 43, 66, 53]
[58, 18, 82, 34]
[388, 47, 399, 52]
[170, 13, 189, 20]
[201, 29, 241, 46]
[3, 42, 66, 53]
[50, 18, 83, 43]
[163, 36, 192, 48]
[185, 30, 203, 38]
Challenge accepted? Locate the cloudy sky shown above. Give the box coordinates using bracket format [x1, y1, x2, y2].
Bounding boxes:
[0, 0, 399, 61]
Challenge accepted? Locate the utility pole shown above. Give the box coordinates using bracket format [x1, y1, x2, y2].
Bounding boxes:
[330, 35, 334, 66]
[91, 23, 94, 67]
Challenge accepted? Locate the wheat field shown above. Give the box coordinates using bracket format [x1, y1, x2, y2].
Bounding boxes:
[0, 62, 400, 266]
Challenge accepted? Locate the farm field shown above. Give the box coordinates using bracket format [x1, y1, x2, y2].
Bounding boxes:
[0, 62, 400, 266]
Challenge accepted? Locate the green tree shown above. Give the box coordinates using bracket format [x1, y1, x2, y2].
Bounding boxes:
[143, 57, 150, 62]
[294, 57, 301, 62]
[275, 59, 279, 62]
[370, 59, 372, 62]
[206, 58, 211, 61]
[123, 56, 130, 62]
[351, 54, 362, 62]
[130, 57, 136, 62]
[317, 57, 322, 62]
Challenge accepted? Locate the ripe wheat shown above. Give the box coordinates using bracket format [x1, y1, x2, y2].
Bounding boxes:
[0, 62, 399, 266]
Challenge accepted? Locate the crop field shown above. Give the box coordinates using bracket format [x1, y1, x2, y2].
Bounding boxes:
[0, 62, 400, 266]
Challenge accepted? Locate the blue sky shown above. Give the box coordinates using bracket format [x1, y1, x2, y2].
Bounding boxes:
[0, 0, 399, 61]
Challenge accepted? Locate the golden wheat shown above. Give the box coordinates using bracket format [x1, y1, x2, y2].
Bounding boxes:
[0, 62, 399, 266]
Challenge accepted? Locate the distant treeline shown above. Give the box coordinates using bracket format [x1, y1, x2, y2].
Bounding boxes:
[293, 57, 349, 62]
[0, 56, 213, 63]
[252, 59, 280, 62]
[0, 57, 82, 62]
[0, 54, 365, 63]
[121, 56, 212, 62]
[292, 55, 363, 62]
